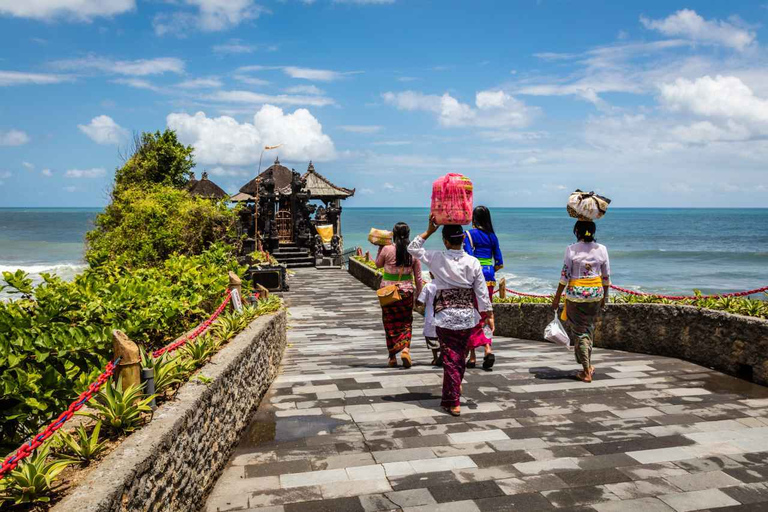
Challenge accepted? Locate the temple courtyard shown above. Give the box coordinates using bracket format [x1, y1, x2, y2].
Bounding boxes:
[205, 269, 768, 512]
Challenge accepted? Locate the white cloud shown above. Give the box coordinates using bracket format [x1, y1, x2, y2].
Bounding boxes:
[233, 75, 270, 86]
[0, 70, 72, 86]
[660, 75, 768, 126]
[51, 56, 185, 76]
[339, 125, 382, 133]
[177, 77, 223, 89]
[111, 78, 162, 91]
[207, 90, 335, 107]
[208, 166, 249, 177]
[213, 40, 256, 54]
[65, 168, 106, 178]
[0, 129, 30, 146]
[382, 90, 536, 128]
[78, 115, 128, 145]
[283, 66, 347, 82]
[0, 171, 11, 179]
[284, 85, 324, 95]
[154, 0, 260, 35]
[41, 169, 53, 177]
[22, 161, 34, 170]
[0, 0, 134, 21]
[641, 9, 756, 51]
[167, 105, 336, 166]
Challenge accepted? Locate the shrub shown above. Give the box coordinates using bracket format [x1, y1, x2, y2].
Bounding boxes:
[113, 130, 194, 193]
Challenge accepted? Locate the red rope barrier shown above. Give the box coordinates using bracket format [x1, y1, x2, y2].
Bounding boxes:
[1, 288, 234, 481]
[609, 284, 768, 301]
[0, 358, 120, 480]
[152, 290, 232, 358]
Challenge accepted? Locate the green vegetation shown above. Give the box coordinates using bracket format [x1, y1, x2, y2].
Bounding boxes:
[113, 130, 194, 193]
[83, 380, 156, 435]
[351, 255, 378, 272]
[0, 443, 72, 506]
[57, 422, 108, 466]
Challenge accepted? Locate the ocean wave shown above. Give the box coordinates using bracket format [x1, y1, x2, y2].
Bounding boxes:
[0, 263, 87, 275]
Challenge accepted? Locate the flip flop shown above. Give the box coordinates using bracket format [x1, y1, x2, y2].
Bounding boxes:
[401, 351, 412, 369]
[388, 358, 398, 368]
[482, 353, 496, 370]
[577, 370, 593, 383]
[442, 406, 461, 417]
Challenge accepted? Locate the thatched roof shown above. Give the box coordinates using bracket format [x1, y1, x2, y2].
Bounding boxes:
[230, 192, 255, 202]
[303, 162, 355, 199]
[238, 157, 294, 196]
[188, 172, 228, 200]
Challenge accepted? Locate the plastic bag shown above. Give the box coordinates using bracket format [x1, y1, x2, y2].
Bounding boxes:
[544, 313, 571, 349]
[567, 190, 611, 221]
[368, 228, 393, 246]
[431, 173, 473, 225]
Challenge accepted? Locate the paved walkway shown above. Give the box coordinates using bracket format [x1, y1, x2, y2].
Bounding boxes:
[205, 268, 768, 512]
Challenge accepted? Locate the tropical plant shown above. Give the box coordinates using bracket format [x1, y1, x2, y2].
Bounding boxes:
[83, 379, 155, 434]
[0, 442, 72, 505]
[179, 334, 217, 369]
[139, 348, 186, 394]
[57, 421, 108, 466]
[113, 129, 195, 193]
[352, 255, 379, 272]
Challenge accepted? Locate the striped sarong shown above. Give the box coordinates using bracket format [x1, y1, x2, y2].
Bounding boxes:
[382, 291, 414, 355]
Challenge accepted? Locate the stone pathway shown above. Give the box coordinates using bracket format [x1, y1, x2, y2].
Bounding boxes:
[205, 268, 768, 512]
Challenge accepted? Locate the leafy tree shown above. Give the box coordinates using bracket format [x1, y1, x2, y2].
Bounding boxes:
[114, 129, 194, 192]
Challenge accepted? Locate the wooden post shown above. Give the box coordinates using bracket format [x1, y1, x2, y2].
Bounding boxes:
[356, 247, 363, 257]
[498, 277, 507, 300]
[228, 271, 242, 311]
[364, 250, 371, 262]
[255, 283, 269, 300]
[112, 330, 141, 392]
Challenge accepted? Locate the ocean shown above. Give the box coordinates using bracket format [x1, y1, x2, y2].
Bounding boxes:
[1, 208, 767, 299]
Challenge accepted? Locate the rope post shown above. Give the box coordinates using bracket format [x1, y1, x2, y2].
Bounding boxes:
[112, 330, 141, 392]
[255, 283, 269, 300]
[228, 271, 242, 311]
[499, 278, 506, 300]
[364, 250, 371, 262]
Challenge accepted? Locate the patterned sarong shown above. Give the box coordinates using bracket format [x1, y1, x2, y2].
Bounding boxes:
[382, 291, 414, 355]
[437, 325, 480, 408]
[565, 300, 601, 371]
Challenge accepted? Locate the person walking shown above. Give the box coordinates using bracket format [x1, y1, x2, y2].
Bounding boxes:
[409, 215, 494, 416]
[463, 205, 503, 370]
[416, 272, 441, 366]
[550, 220, 611, 383]
[376, 222, 422, 368]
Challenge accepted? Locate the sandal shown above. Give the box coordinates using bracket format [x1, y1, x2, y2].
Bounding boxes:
[388, 358, 398, 368]
[401, 351, 412, 369]
[577, 370, 593, 383]
[466, 360, 476, 369]
[482, 353, 496, 370]
[442, 406, 461, 417]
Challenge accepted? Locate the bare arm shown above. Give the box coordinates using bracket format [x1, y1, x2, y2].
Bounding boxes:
[551, 283, 566, 311]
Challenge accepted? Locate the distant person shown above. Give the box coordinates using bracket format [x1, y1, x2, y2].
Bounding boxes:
[416, 272, 441, 366]
[409, 215, 494, 416]
[463, 205, 503, 370]
[551, 220, 611, 383]
[376, 222, 422, 368]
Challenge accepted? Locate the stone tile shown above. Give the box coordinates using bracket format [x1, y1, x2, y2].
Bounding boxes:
[280, 468, 349, 488]
[283, 496, 364, 512]
[401, 500, 481, 512]
[431, 442, 495, 458]
[453, 464, 521, 483]
[246, 459, 313, 478]
[659, 488, 741, 512]
[320, 479, 392, 500]
[248, 487, 325, 508]
[725, 465, 768, 484]
[496, 474, 569, 495]
[575, 453, 638, 470]
[605, 478, 684, 500]
[383, 488, 437, 508]
[371, 447, 436, 464]
[474, 492, 557, 511]
[674, 456, 742, 473]
[541, 485, 619, 508]
[558, 468, 632, 487]
[664, 470, 743, 492]
[488, 437, 549, 452]
[389, 471, 461, 491]
[470, 450, 534, 468]
[721, 482, 768, 505]
[627, 446, 695, 465]
[312, 453, 375, 471]
[447, 429, 509, 444]
[428, 480, 505, 503]
[514, 457, 580, 475]
[593, 497, 676, 512]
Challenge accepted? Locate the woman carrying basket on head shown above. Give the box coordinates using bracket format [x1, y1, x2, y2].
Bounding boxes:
[550, 220, 610, 383]
[376, 222, 422, 368]
[463, 205, 502, 370]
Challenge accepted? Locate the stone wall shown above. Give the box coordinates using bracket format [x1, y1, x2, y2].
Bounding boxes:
[493, 302, 768, 386]
[54, 310, 288, 512]
[348, 257, 381, 290]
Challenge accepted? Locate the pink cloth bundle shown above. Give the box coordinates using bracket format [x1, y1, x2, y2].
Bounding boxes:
[431, 173, 473, 225]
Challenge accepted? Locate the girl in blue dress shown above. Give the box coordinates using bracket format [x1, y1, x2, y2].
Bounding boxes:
[463, 206, 504, 370]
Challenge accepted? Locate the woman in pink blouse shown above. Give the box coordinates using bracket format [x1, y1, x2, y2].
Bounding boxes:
[376, 222, 423, 368]
[551, 220, 611, 383]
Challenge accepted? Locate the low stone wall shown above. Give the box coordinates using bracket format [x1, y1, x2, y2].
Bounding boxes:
[493, 302, 768, 386]
[54, 310, 288, 512]
[348, 257, 381, 290]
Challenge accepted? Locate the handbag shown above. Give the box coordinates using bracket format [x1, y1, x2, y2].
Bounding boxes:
[377, 266, 404, 307]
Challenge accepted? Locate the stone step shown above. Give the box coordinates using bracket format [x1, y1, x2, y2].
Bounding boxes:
[274, 253, 312, 262]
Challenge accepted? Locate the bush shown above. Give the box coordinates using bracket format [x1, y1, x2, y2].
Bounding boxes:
[0, 245, 245, 449]
[86, 186, 241, 268]
[114, 130, 194, 193]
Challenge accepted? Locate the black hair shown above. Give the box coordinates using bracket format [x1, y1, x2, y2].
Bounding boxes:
[442, 224, 465, 246]
[472, 205, 495, 234]
[574, 220, 597, 243]
[393, 222, 413, 267]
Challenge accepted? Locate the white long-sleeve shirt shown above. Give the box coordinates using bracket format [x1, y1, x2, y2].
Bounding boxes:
[408, 235, 492, 330]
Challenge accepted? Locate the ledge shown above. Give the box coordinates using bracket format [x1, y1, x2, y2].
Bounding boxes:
[348, 257, 381, 291]
[493, 302, 768, 386]
[53, 310, 288, 512]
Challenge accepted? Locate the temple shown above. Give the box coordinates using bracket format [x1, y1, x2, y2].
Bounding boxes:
[233, 158, 354, 272]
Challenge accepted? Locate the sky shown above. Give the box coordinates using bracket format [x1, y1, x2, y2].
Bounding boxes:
[1, 1, 768, 208]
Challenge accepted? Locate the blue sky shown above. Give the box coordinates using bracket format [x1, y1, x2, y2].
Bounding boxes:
[1, 0, 767, 207]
